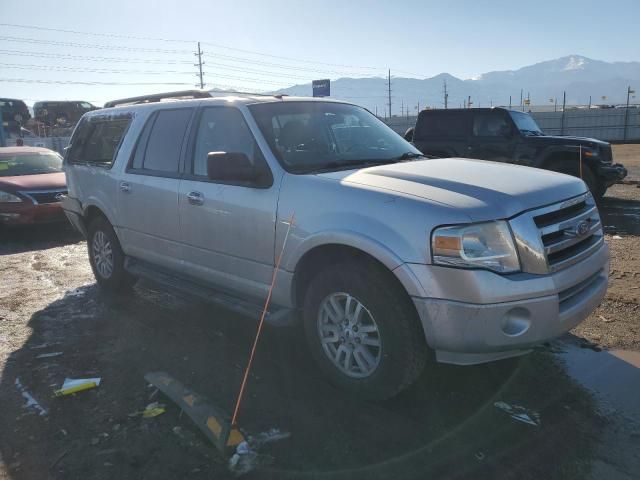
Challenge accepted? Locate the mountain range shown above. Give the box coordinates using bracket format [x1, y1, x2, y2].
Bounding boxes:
[275, 55, 640, 114]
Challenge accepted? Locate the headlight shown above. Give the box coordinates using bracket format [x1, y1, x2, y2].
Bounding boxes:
[0, 191, 23, 203]
[432, 220, 520, 273]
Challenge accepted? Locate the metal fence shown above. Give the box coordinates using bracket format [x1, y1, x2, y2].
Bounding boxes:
[530, 108, 640, 142]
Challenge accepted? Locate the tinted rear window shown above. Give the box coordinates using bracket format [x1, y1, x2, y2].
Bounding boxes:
[67, 116, 131, 166]
[130, 108, 193, 174]
[414, 111, 471, 139]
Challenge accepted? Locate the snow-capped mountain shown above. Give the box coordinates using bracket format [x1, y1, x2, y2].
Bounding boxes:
[275, 55, 640, 113]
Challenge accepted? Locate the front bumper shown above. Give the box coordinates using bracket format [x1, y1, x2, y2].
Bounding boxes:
[597, 163, 627, 185]
[0, 202, 66, 226]
[401, 242, 609, 365]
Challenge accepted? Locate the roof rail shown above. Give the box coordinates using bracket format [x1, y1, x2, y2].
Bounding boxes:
[103, 89, 212, 108]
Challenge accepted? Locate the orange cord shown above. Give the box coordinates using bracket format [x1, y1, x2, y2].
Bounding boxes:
[579, 145, 583, 179]
[231, 214, 295, 426]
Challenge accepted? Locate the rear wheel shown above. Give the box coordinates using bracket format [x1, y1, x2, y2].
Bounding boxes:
[87, 216, 136, 291]
[548, 160, 606, 199]
[302, 260, 428, 400]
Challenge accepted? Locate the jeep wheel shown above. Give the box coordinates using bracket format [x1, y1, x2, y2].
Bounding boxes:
[549, 161, 606, 199]
[303, 261, 428, 400]
[87, 217, 136, 291]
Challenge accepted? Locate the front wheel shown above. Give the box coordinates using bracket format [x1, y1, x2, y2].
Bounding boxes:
[87, 217, 136, 292]
[303, 261, 428, 400]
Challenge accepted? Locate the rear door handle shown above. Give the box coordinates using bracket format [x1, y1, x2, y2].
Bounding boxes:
[120, 181, 131, 193]
[187, 191, 204, 206]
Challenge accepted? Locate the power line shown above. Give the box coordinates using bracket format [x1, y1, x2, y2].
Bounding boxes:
[0, 63, 196, 75]
[0, 22, 384, 71]
[0, 35, 192, 54]
[0, 78, 195, 86]
[0, 49, 193, 64]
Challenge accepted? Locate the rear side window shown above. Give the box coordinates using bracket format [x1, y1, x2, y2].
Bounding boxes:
[67, 116, 131, 166]
[414, 111, 471, 139]
[130, 108, 193, 174]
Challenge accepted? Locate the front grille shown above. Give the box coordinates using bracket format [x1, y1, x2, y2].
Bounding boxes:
[532, 193, 604, 273]
[21, 189, 67, 204]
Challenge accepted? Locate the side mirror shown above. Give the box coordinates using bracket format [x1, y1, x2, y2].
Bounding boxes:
[206, 152, 270, 187]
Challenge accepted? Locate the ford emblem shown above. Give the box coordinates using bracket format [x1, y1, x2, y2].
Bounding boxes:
[576, 220, 590, 236]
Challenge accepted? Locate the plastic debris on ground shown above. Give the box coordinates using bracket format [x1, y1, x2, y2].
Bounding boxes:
[494, 401, 541, 426]
[54, 377, 101, 397]
[228, 428, 291, 476]
[15, 377, 47, 416]
[142, 402, 166, 418]
[612, 235, 623, 239]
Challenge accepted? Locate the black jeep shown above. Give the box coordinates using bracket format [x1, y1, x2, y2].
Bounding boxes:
[406, 107, 627, 198]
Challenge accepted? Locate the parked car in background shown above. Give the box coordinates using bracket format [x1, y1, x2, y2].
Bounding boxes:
[406, 107, 627, 199]
[0, 147, 67, 226]
[33, 101, 99, 127]
[0, 98, 31, 134]
[63, 92, 608, 399]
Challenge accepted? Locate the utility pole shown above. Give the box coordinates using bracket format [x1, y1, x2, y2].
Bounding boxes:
[467, 95, 472, 109]
[588, 95, 592, 109]
[194, 42, 205, 89]
[624, 85, 635, 141]
[520, 89, 524, 111]
[443, 80, 449, 109]
[509, 95, 512, 109]
[387, 69, 392, 118]
[561, 91, 566, 135]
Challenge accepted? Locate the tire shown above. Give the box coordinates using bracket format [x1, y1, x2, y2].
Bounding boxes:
[548, 161, 606, 200]
[87, 216, 136, 292]
[302, 260, 428, 400]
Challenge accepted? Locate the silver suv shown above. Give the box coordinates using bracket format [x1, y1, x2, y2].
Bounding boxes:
[62, 91, 609, 399]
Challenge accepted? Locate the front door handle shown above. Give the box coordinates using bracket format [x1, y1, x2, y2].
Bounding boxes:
[187, 191, 204, 206]
[120, 181, 131, 193]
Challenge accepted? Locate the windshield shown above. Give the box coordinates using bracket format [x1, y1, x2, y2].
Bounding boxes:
[249, 101, 422, 173]
[509, 111, 543, 135]
[0, 152, 63, 177]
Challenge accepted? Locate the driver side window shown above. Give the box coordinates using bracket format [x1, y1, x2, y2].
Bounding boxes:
[192, 107, 263, 176]
[473, 111, 510, 137]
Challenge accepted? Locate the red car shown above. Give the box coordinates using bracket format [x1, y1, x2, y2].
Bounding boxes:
[0, 146, 67, 226]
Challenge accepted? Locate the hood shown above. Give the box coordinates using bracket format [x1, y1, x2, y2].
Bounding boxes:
[0, 172, 66, 192]
[318, 158, 587, 221]
[529, 134, 610, 149]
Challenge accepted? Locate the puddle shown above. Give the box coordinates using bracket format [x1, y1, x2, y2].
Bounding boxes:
[600, 197, 640, 235]
[559, 343, 640, 419]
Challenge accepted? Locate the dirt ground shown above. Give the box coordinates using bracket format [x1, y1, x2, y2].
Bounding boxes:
[0, 145, 639, 479]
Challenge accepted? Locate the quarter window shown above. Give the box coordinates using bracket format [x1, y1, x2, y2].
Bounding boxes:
[67, 116, 131, 166]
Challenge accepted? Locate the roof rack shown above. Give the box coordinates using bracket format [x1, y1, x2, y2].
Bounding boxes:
[103, 90, 212, 108]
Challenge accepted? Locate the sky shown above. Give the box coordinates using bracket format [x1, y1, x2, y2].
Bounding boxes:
[0, 0, 638, 106]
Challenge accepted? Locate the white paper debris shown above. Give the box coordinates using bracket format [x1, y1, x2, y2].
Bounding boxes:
[61, 377, 102, 389]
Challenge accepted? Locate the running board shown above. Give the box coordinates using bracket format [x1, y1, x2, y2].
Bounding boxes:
[124, 258, 296, 327]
